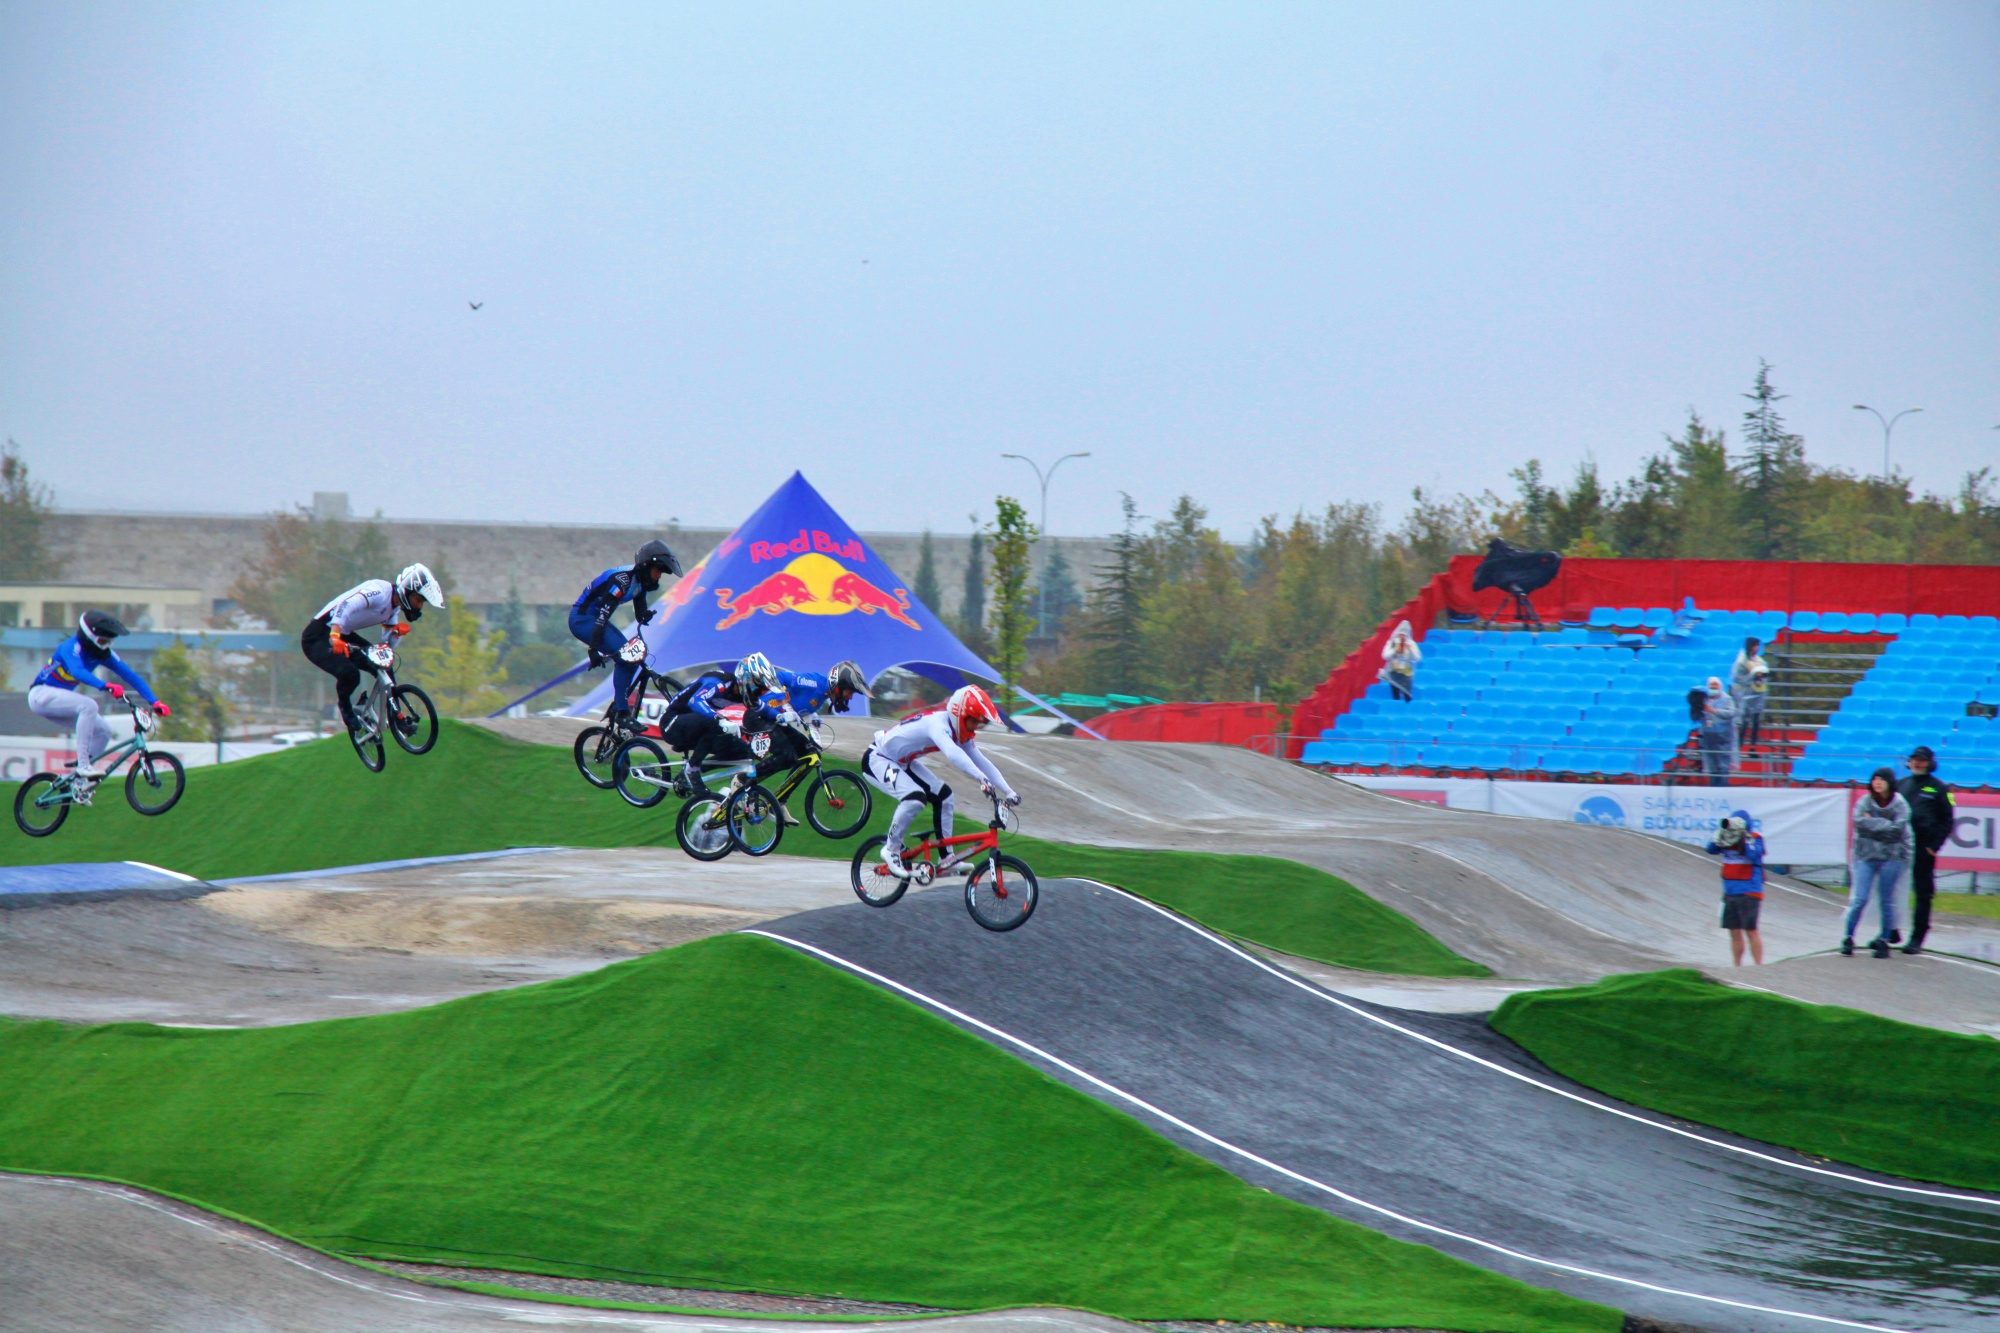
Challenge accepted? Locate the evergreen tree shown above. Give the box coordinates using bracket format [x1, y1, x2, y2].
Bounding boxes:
[0, 440, 60, 581]
[1089, 494, 1149, 694]
[986, 497, 1037, 708]
[1510, 459, 1551, 549]
[958, 521, 987, 646]
[1037, 543, 1081, 638]
[1739, 359, 1808, 559]
[490, 583, 529, 661]
[148, 640, 232, 743]
[912, 530, 942, 618]
[410, 593, 508, 716]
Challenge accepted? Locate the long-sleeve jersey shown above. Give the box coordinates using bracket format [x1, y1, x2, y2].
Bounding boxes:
[870, 712, 1015, 801]
[774, 668, 837, 716]
[315, 580, 413, 643]
[31, 635, 158, 704]
[572, 565, 654, 640]
[664, 673, 781, 725]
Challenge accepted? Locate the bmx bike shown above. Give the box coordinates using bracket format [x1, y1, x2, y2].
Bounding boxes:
[632, 713, 873, 861]
[345, 641, 439, 773]
[850, 790, 1038, 932]
[14, 699, 187, 837]
[572, 638, 682, 788]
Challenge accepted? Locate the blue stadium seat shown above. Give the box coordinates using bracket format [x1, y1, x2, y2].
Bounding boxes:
[1756, 610, 1788, 632]
[1357, 744, 1390, 767]
[1791, 611, 1820, 631]
[1476, 747, 1508, 771]
[1299, 741, 1335, 764]
[1641, 608, 1672, 629]
[1612, 607, 1644, 628]
[1845, 612, 1876, 634]
[1588, 607, 1617, 628]
[1909, 613, 1938, 627]
[1352, 698, 1382, 715]
[1819, 612, 1850, 633]
[1876, 613, 1907, 633]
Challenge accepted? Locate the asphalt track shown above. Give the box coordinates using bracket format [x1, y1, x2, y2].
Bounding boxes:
[756, 879, 2000, 1333]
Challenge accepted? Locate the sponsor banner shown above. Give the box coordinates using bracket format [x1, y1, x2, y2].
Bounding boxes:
[0, 737, 290, 780]
[1933, 791, 2000, 873]
[1342, 775, 1851, 863]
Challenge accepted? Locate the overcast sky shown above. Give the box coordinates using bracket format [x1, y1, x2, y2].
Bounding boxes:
[3, 2, 1995, 538]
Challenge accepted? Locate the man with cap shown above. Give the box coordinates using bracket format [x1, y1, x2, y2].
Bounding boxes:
[1897, 746, 1955, 955]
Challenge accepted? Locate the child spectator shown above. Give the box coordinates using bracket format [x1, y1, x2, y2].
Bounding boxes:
[1379, 621, 1421, 703]
[1843, 767, 1913, 960]
[1706, 812, 1765, 966]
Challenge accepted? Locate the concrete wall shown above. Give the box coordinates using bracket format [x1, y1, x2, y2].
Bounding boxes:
[44, 509, 1114, 631]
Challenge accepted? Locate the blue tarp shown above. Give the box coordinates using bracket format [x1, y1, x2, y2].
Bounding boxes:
[0, 861, 210, 909]
[567, 472, 998, 714]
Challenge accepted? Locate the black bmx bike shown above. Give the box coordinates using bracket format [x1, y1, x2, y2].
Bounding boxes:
[642, 713, 873, 862]
[573, 638, 682, 788]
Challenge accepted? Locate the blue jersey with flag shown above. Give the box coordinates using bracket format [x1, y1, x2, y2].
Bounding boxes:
[32, 635, 158, 705]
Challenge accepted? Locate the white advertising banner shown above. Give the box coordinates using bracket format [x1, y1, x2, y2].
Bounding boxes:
[1343, 775, 1852, 864]
[0, 736, 290, 782]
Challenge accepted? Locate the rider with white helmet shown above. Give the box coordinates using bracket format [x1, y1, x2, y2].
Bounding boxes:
[657, 651, 783, 795]
[861, 684, 1019, 877]
[301, 563, 444, 735]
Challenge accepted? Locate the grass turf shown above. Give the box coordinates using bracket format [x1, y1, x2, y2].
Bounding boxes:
[1491, 968, 2000, 1192]
[0, 722, 1481, 977]
[0, 933, 1614, 1331]
[1936, 892, 2000, 922]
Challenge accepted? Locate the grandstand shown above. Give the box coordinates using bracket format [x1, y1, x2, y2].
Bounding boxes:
[1290, 557, 2000, 791]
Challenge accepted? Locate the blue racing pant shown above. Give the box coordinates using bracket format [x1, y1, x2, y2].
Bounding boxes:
[568, 608, 639, 711]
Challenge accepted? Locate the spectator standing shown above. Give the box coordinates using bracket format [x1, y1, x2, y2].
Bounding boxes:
[1698, 676, 1736, 786]
[1705, 812, 1766, 966]
[1897, 746, 1955, 955]
[1380, 621, 1421, 703]
[1731, 637, 1769, 753]
[1843, 767, 1913, 960]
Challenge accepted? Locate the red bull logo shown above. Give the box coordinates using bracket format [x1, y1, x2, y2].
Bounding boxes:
[749, 528, 866, 565]
[711, 553, 921, 632]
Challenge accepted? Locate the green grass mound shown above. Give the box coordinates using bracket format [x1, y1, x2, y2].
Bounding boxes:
[0, 934, 1612, 1331]
[1491, 969, 2000, 1192]
[1, 722, 1480, 977]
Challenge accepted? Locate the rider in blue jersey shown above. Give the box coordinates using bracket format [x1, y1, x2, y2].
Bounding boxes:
[771, 660, 870, 719]
[28, 611, 168, 796]
[569, 538, 681, 722]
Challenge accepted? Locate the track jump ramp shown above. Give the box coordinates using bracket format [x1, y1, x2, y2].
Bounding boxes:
[755, 881, 2000, 1333]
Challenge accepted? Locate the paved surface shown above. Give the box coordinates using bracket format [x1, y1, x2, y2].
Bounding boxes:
[0, 1173, 1148, 1333]
[760, 881, 2000, 1333]
[0, 849, 856, 1027]
[0, 860, 211, 909]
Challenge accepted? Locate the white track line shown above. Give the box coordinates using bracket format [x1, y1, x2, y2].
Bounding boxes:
[746, 930, 1926, 1333]
[124, 860, 199, 882]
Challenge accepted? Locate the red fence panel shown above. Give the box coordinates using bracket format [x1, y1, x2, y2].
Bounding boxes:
[1090, 701, 1287, 748]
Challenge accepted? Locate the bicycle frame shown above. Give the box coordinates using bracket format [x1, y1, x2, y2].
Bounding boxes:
[894, 795, 1014, 881]
[39, 701, 156, 799]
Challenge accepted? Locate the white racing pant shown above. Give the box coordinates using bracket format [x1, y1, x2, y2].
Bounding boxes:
[862, 747, 955, 853]
[28, 685, 113, 772]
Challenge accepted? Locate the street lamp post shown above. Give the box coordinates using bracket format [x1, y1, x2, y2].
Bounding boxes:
[1852, 405, 1922, 479]
[1000, 450, 1091, 635]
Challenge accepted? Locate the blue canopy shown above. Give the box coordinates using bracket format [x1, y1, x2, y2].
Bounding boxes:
[566, 472, 997, 714]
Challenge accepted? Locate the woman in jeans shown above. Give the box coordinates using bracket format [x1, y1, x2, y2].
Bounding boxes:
[1843, 767, 1913, 959]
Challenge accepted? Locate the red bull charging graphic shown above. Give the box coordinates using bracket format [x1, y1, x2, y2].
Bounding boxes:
[713, 552, 920, 631]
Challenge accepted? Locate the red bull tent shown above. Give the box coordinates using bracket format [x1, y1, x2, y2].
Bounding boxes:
[564, 471, 999, 715]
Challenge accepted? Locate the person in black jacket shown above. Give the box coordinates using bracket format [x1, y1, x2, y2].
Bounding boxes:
[1897, 745, 1956, 955]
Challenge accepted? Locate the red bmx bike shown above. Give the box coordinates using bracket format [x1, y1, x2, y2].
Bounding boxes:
[850, 790, 1039, 932]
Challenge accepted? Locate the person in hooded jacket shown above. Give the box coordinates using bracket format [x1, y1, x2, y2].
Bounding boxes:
[1698, 676, 1736, 786]
[1706, 812, 1766, 966]
[1379, 621, 1421, 702]
[1843, 767, 1913, 959]
[1730, 637, 1770, 753]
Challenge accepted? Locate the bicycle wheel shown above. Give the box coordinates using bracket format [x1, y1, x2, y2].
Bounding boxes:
[125, 751, 186, 816]
[349, 721, 386, 773]
[965, 853, 1039, 932]
[612, 738, 671, 809]
[573, 726, 619, 788]
[13, 773, 69, 837]
[675, 794, 735, 861]
[805, 768, 873, 839]
[850, 835, 911, 907]
[726, 784, 786, 856]
[388, 684, 439, 755]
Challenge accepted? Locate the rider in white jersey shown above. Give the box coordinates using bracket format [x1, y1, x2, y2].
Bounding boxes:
[862, 685, 1019, 876]
[301, 564, 445, 733]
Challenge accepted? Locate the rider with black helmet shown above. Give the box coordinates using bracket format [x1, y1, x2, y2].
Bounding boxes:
[568, 538, 683, 723]
[28, 610, 168, 795]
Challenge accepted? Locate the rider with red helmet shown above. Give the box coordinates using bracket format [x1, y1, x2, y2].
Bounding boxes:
[861, 684, 1020, 877]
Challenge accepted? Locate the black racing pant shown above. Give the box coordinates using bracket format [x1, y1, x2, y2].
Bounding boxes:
[301, 618, 378, 731]
[1910, 844, 1938, 947]
[747, 722, 812, 784]
[663, 713, 754, 781]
